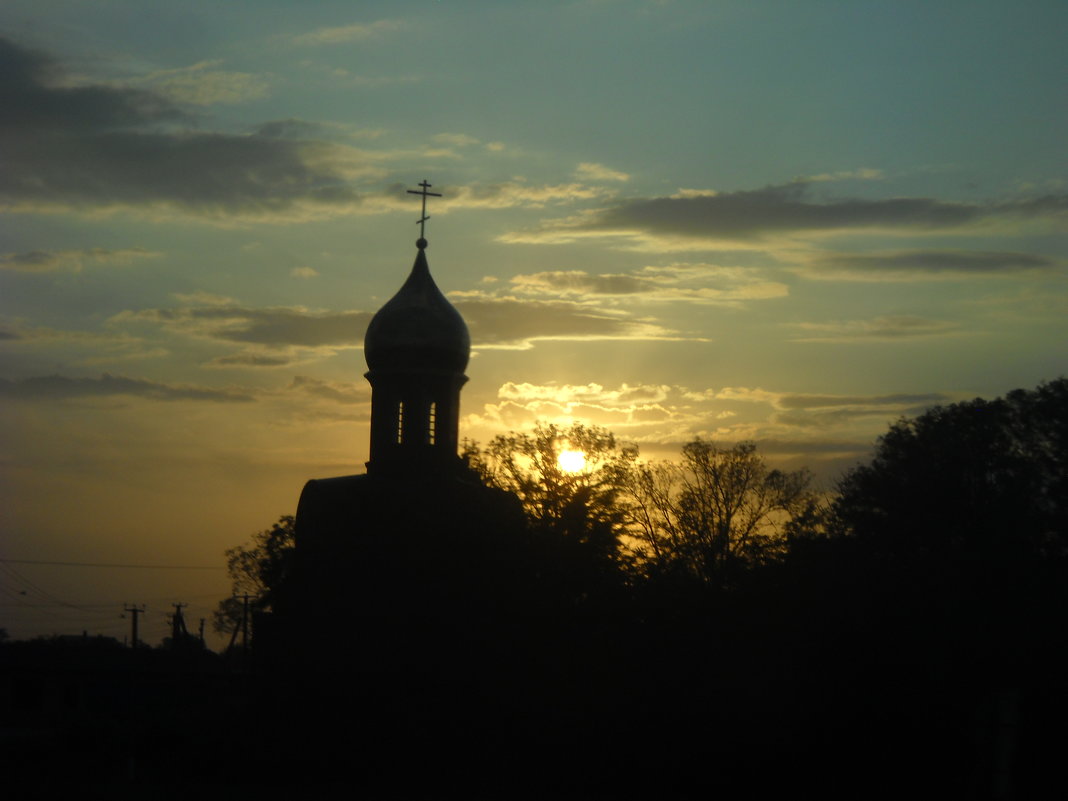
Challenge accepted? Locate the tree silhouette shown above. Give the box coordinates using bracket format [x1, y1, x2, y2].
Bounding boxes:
[213, 514, 294, 634]
[465, 421, 637, 572]
[835, 379, 1068, 568]
[623, 439, 813, 587]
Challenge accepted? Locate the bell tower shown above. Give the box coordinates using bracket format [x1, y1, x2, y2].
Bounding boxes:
[362, 181, 470, 475]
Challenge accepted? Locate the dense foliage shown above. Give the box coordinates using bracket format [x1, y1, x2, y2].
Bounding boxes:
[623, 439, 813, 586]
[200, 380, 1068, 795]
[834, 378, 1067, 567]
[212, 514, 294, 635]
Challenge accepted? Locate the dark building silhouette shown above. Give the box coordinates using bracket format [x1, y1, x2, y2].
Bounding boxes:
[363, 235, 470, 476]
[272, 193, 528, 676]
[293, 233, 477, 539]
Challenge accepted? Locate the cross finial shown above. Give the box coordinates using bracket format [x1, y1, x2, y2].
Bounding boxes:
[407, 179, 442, 246]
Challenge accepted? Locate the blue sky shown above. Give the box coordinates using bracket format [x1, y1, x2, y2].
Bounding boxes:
[1, 0, 1065, 644]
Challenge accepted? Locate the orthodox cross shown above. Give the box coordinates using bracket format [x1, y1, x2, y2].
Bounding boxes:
[407, 179, 442, 240]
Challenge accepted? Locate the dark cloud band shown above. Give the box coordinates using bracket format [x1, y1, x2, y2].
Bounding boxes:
[0, 373, 253, 402]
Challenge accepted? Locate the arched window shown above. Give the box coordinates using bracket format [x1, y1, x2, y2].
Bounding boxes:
[396, 401, 404, 444]
[428, 401, 437, 445]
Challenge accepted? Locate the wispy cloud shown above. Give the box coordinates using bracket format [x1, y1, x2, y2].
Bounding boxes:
[497, 381, 673, 406]
[287, 375, 368, 404]
[574, 162, 630, 182]
[801, 249, 1059, 281]
[774, 391, 949, 409]
[113, 305, 373, 349]
[788, 315, 961, 342]
[452, 295, 687, 349]
[438, 181, 605, 210]
[0, 374, 253, 403]
[292, 19, 405, 47]
[300, 63, 420, 88]
[509, 262, 788, 304]
[1, 247, 160, 272]
[171, 291, 234, 306]
[109, 291, 689, 361]
[801, 168, 884, 183]
[134, 60, 270, 106]
[501, 181, 1068, 248]
[207, 353, 292, 368]
[465, 381, 946, 458]
[433, 133, 481, 148]
[353, 181, 609, 215]
[0, 37, 609, 226]
[0, 39, 614, 223]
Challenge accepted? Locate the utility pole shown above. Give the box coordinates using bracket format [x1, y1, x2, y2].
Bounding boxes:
[123, 604, 145, 649]
[170, 602, 189, 648]
[223, 594, 253, 667]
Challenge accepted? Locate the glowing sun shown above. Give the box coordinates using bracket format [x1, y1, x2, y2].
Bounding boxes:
[557, 449, 587, 473]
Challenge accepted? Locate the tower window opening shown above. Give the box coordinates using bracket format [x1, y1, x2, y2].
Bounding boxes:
[428, 402, 437, 445]
[396, 401, 404, 444]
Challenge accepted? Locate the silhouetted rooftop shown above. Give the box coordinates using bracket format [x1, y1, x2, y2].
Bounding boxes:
[364, 241, 470, 374]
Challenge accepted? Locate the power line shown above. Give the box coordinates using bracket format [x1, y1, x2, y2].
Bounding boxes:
[0, 562, 94, 611]
[0, 558, 224, 570]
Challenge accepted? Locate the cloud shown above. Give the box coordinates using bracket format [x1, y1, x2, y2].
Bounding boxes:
[574, 162, 630, 182]
[0, 37, 373, 221]
[772, 406, 939, 429]
[0, 247, 160, 272]
[135, 61, 270, 106]
[114, 291, 689, 360]
[801, 168, 884, 183]
[287, 375, 368, 404]
[333, 180, 610, 217]
[509, 263, 788, 304]
[0, 37, 188, 131]
[497, 382, 673, 406]
[292, 20, 405, 46]
[469, 382, 683, 434]
[427, 181, 605, 211]
[803, 249, 1059, 281]
[253, 118, 330, 139]
[686, 385, 950, 412]
[433, 133, 480, 148]
[300, 63, 420, 88]
[463, 382, 960, 473]
[452, 295, 685, 348]
[774, 392, 949, 410]
[512, 270, 649, 295]
[501, 181, 1068, 247]
[0, 373, 253, 402]
[0, 40, 603, 223]
[207, 353, 292, 368]
[291, 266, 319, 278]
[0, 322, 171, 367]
[172, 291, 234, 306]
[114, 305, 373, 348]
[788, 315, 961, 342]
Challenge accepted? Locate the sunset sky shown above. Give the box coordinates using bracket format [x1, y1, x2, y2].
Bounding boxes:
[2, 0, 1065, 644]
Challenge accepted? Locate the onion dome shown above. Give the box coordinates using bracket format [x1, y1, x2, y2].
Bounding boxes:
[364, 240, 470, 374]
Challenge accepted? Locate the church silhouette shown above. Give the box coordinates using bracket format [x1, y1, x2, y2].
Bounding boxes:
[255, 185, 630, 792]
[267, 183, 529, 674]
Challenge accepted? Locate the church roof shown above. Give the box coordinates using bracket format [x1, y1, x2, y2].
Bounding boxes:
[364, 240, 471, 374]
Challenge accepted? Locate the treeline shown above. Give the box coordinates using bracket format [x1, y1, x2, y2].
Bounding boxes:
[217, 379, 1066, 797]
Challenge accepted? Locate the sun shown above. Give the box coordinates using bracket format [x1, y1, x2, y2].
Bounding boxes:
[557, 449, 587, 474]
